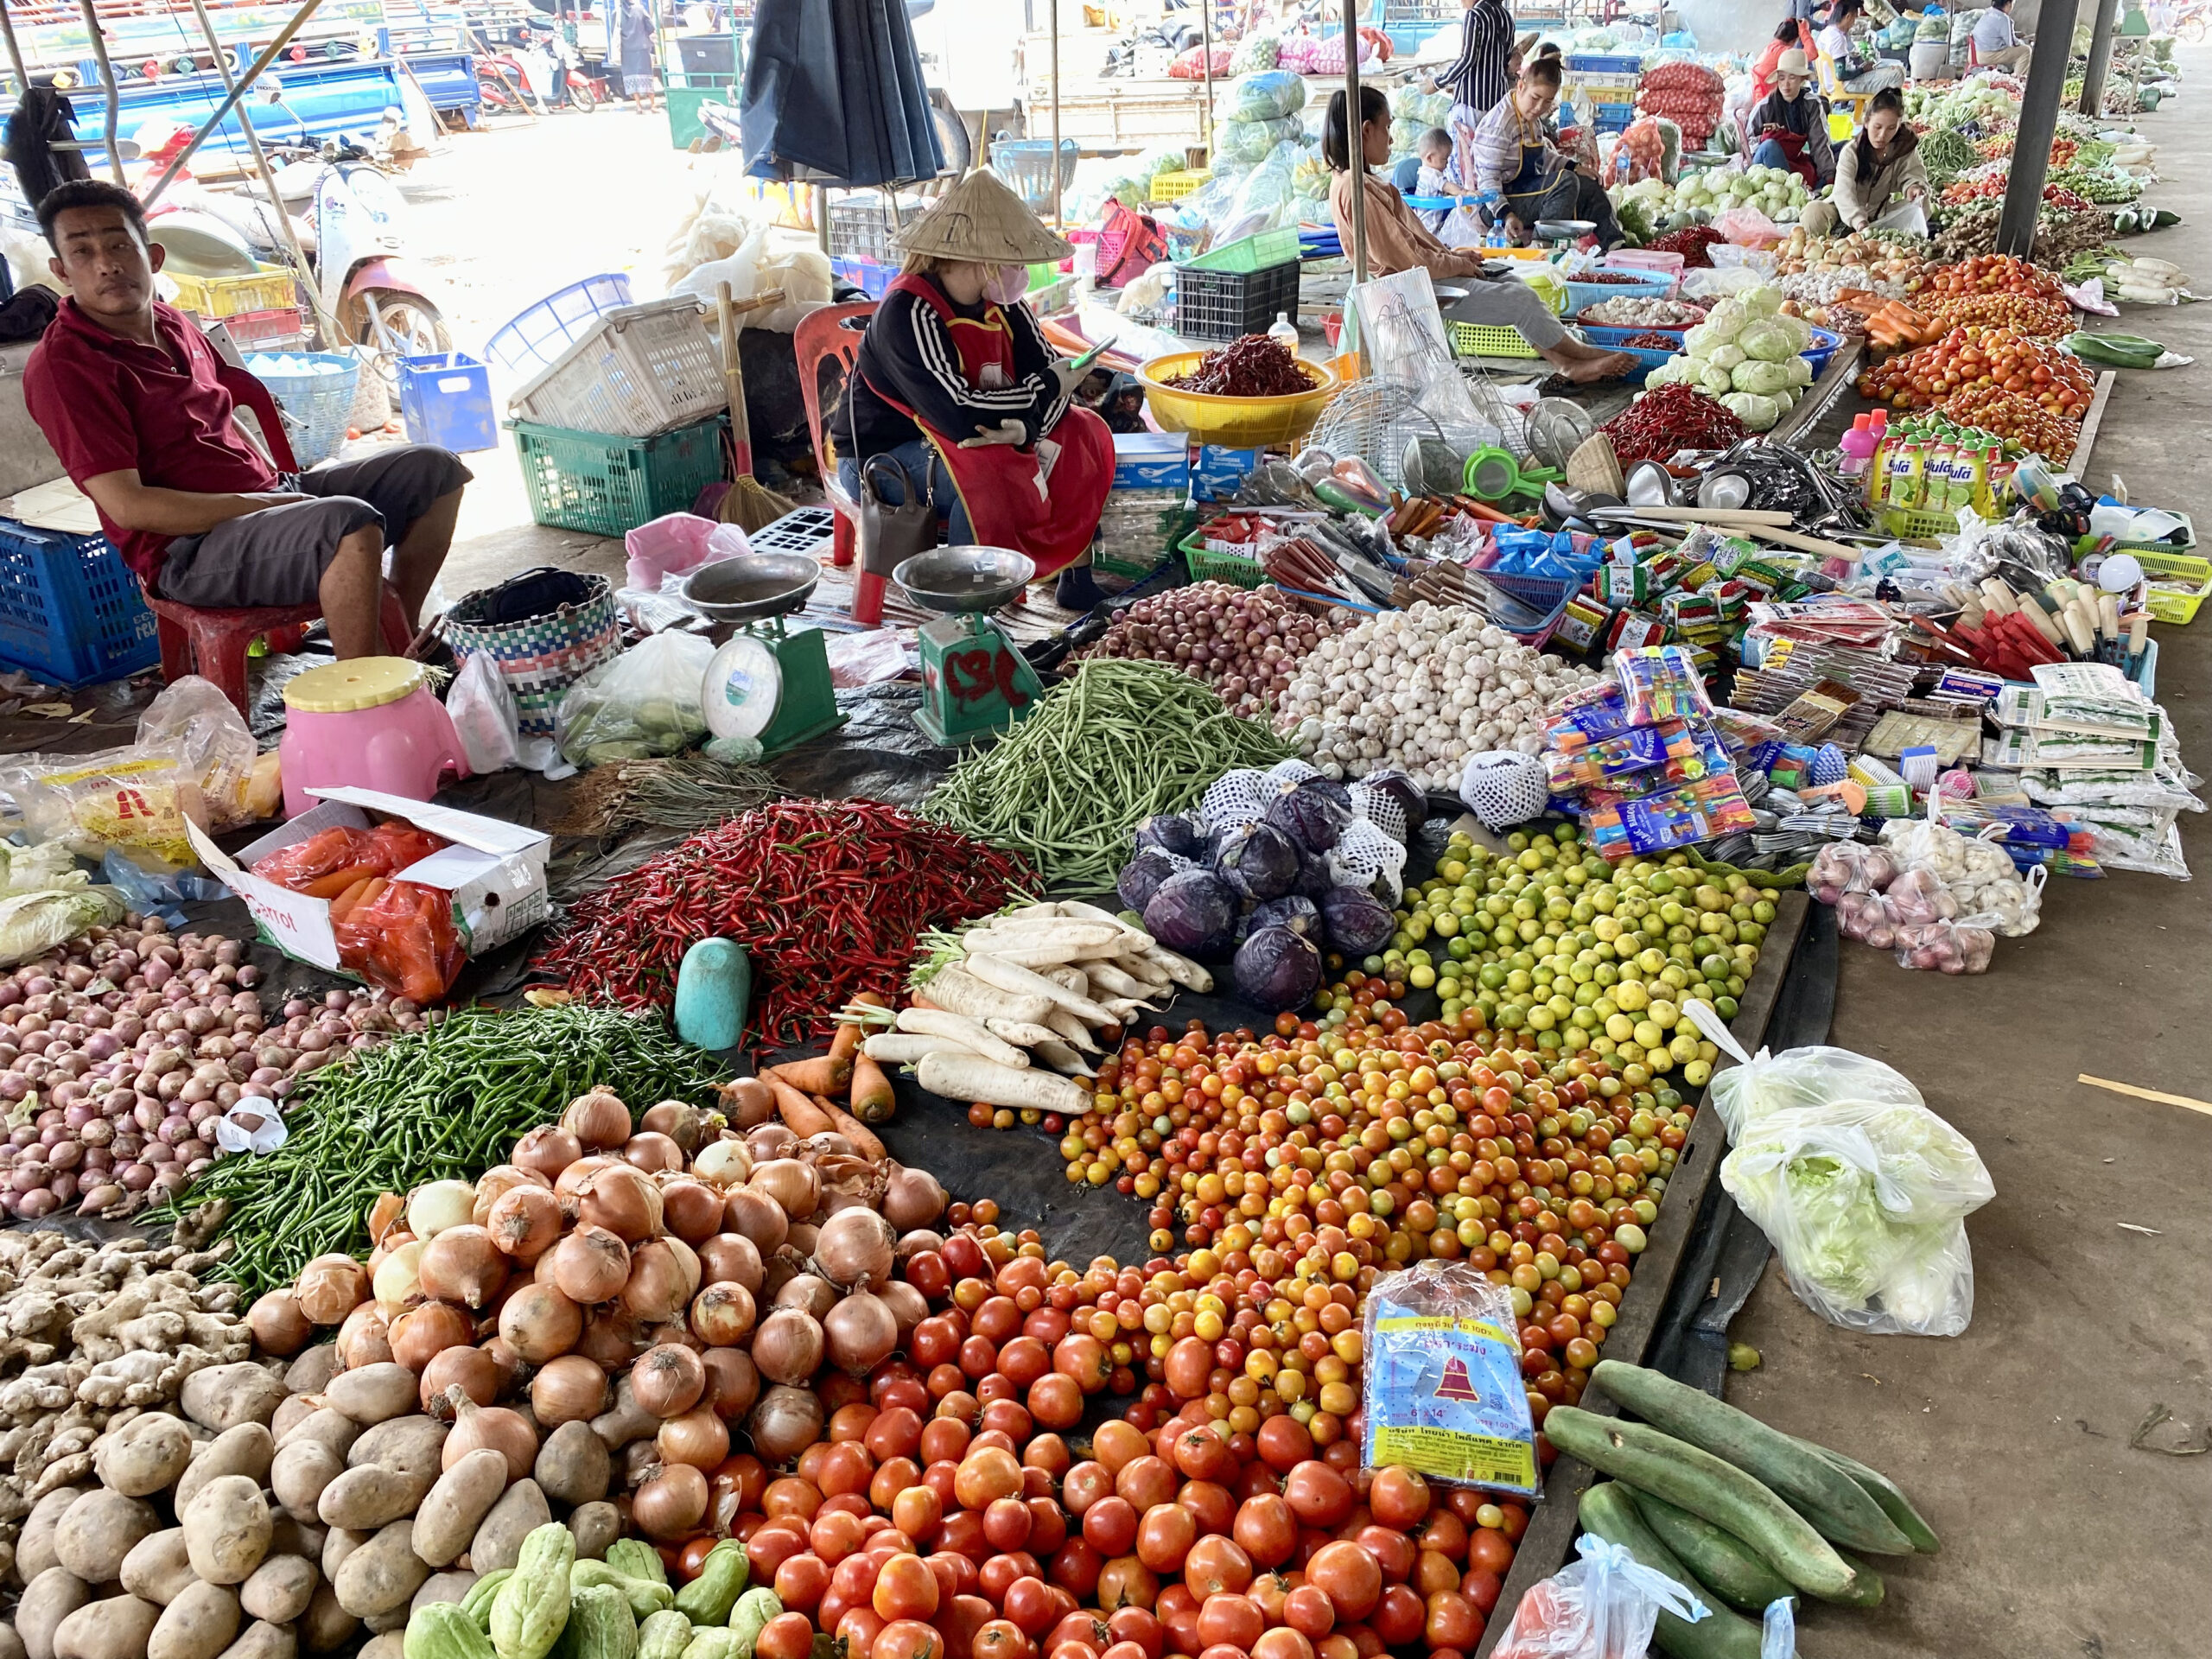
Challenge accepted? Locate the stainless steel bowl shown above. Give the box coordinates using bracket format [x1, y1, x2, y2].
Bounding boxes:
[682, 553, 822, 620]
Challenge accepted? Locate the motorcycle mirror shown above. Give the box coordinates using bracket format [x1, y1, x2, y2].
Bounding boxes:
[262, 75, 284, 99]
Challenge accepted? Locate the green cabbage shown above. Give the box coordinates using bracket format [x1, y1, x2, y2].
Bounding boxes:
[1732, 358, 1794, 396]
[1738, 319, 1794, 361]
[1701, 342, 1746, 372]
[1701, 300, 1747, 341]
[1701, 365, 1738, 397]
[1720, 391, 1780, 430]
[1742, 283, 1784, 318]
[1783, 354, 1815, 389]
[1776, 315, 1814, 353]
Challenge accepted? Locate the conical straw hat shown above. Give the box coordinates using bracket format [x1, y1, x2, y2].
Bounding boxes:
[893, 168, 1073, 264]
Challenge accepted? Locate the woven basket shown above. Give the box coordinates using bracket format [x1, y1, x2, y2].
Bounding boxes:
[442, 569, 620, 740]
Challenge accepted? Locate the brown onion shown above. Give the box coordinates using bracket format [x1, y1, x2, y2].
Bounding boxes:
[745, 1123, 797, 1161]
[658, 1178, 724, 1244]
[550, 1226, 632, 1305]
[248, 1290, 312, 1356]
[689, 1281, 756, 1348]
[823, 1290, 897, 1374]
[577, 1306, 648, 1370]
[642, 1100, 712, 1152]
[748, 1158, 817, 1220]
[701, 1347, 759, 1422]
[723, 1187, 789, 1255]
[486, 1185, 563, 1261]
[747, 1383, 823, 1461]
[556, 1155, 615, 1199]
[815, 1207, 895, 1291]
[420, 1345, 499, 1415]
[785, 1223, 819, 1259]
[622, 1132, 683, 1174]
[876, 1279, 928, 1342]
[367, 1230, 416, 1281]
[895, 1230, 944, 1261]
[578, 1164, 663, 1243]
[750, 1307, 823, 1387]
[697, 1233, 764, 1294]
[482, 1336, 529, 1397]
[658, 1407, 729, 1471]
[296, 1254, 369, 1325]
[620, 1239, 690, 1325]
[336, 1301, 392, 1369]
[773, 1274, 836, 1320]
[390, 1300, 474, 1372]
[419, 1225, 508, 1310]
[721, 1077, 775, 1130]
[366, 1193, 407, 1247]
[881, 1166, 948, 1233]
[563, 1089, 632, 1150]
[632, 1342, 707, 1418]
[513, 1123, 582, 1179]
[633, 1463, 709, 1540]
[531, 1354, 608, 1425]
[445, 1391, 537, 1482]
[498, 1281, 582, 1363]
[470, 1164, 550, 1227]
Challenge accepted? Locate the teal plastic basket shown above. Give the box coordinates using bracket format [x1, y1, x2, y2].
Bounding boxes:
[246, 351, 358, 467]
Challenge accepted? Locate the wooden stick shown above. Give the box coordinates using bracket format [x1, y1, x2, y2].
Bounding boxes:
[715, 281, 752, 474]
[1611, 506, 1797, 526]
[2076, 1074, 2212, 1119]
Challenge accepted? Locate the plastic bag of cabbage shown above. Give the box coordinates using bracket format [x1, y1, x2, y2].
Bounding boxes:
[1643, 283, 1814, 431]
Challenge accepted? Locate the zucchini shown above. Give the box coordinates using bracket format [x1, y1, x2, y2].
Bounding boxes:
[1626, 1490, 1794, 1614]
[1793, 1438, 1940, 1554]
[1577, 1484, 1764, 1659]
[1590, 1361, 1912, 1555]
[1541, 1407, 1860, 1599]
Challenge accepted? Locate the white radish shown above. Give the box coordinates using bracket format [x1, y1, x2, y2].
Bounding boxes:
[1083, 961, 1155, 1001]
[957, 939, 1094, 969]
[895, 1007, 1030, 1069]
[1053, 899, 1155, 947]
[1103, 997, 1161, 1022]
[1043, 965, 1090, 995]
[1043, 1008, 1100, 1052]
[914, 964, 1053, 1025]
[967, 954, 1117, 1026]
[983, 1018, 1065, 1049]
[917, 1052, 1090, 1115]
[862, 1033, 983, 1065]
[1139, 943, 1213, 993]
[1034, 1039, 1096, 1077]
[964, 920, 1123, 952]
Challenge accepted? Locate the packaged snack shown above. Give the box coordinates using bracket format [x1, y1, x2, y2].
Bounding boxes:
[1612, 644, 1713, 725]
[1580, 772, 1757, 861]
[1359, 1261, 1540, 1495]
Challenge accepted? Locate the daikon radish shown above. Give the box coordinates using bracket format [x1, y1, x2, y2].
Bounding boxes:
[1034, 1039, 1096, 1077]
[1084, 960, 1155, 1001]
[863, 1033, 983, 1065]
[1054, 900, 1156, 949]
[1044, 1008, 1100, 1052]
[957, 939, 1096, 970]
[1139, 943, 1212, 992]
[896, 1007, 1030, 1068]
[967, 954, 1116, 1026]
[964, 919, 1122, 953]
[917, 963, 1053, 1025]
[917, 1052, 1090, 1114]
[984, 1018, 1065, 1049]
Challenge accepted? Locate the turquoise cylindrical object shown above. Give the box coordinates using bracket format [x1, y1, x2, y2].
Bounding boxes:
[674, 938, 751, 1050]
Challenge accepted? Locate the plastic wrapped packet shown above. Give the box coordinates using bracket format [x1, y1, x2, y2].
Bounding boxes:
[448, 651, 523, 775]
[1804, 841, 1897, 905]
[332, 877, 466, 1003]
[1688, 1001, 1929, 1142]
[1491, 1535, 1712, 1659]
[136, 675, 265, 832]
[2, 744, 209, 870]
[1891, 918, 1996, 976]
[1613, 645, 1714, 726]
[1359, 1260, 1540, 1495]
[556, 631, 718, 770]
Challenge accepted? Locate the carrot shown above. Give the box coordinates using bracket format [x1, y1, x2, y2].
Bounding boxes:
[849, 1053, 896, 1125]
[766, 1074, 836, 1136]
[830, 994, 884, 1067]
[302, 863, 385, 900]
[765, 1054, 853, 1096]
[820, 1096, 887, 1161]
[328, 875, 380, 924]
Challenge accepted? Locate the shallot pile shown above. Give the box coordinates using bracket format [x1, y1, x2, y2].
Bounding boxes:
[0, 918, 404, 1223]
[1079, 582, 1347, 715]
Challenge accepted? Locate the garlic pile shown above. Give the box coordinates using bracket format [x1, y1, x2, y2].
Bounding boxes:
[1273, 606, 1602, 791]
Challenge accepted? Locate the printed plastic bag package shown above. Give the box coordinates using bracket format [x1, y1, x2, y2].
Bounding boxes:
[136, 675, 264, 830]
[1360, 1260, 1540, 1495]
[2, 745, 209, 870]
[556, 630, 718, 770]
[1719, 1096, 1993, 1337]
[448, 651, 523, 775]
[1491, 1534, 1712, 1659]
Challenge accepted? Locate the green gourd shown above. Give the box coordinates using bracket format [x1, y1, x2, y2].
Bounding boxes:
[554, 1582, 639, 1659]
[463, 1572, 516, 1631]
[680, 1635, 741, 1659]
[672, 1541, 748, 1626]
[725, 1589, 780, 1659]
[606, 1541, 671, 1591]
[674, 939, 751, 1050]
[574, 1559, 676, 1620]
[491, 1523, 577, 1659]
[637, 1611, 694, 1659]
[408, 1603, 499, 1659]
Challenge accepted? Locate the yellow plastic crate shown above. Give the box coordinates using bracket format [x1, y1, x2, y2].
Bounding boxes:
[1449, 321, 1542, 359]
[168, 264, 298, 320]
[1151, 168, 1208, 201]
[2135, 550, 2212, 624]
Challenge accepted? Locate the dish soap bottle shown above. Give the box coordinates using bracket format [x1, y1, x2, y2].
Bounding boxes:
[1268, 312, 1300, 353]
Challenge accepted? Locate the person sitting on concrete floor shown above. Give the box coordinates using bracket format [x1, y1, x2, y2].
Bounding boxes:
[1801, 87, 1928, 236]
[1745, 49, 1836, 188]
[1325, 86, 1634, 385]
[1971, 0, 2033, 73]
[23, 180, 468, 659]
[1821, 0, 1907, 90]
[1469, 57, 1628, 249]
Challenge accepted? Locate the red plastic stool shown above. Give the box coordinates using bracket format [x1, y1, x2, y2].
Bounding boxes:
[145, 586, 415, 719]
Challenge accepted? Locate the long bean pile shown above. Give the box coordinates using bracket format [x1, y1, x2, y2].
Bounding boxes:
[925, 658, 1297, 891]
[157, 1003, 723, 1298]
[534, 798, 1031, 1044]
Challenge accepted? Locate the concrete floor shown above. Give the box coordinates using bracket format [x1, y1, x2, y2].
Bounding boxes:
[1726, 67, 2212, 1658]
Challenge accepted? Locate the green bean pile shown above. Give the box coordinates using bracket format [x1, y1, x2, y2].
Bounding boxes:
[924, 659, 1295, 892]
[159, 1004, 724, 1299]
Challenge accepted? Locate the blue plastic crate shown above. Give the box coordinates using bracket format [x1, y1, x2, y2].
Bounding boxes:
[1566, 51, 1643, 72]
[1592, 106, 1636, 133]
[398, 352, 497, 453]
[832, 257, 895, 299]
[0, 518, 160, 689]
[1573, 324, 1687, 384]
[485, 273, 634, 380]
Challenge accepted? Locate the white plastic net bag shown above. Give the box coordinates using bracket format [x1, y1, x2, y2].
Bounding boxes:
[1349, 782, 1408, 845]
[1331, 818, 1409, 903]
[1459, 751, 1550, 831]
[1200, 769, 1277, 833]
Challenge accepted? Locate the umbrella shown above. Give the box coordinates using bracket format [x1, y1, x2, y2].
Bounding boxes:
[740, 0, 944, 188]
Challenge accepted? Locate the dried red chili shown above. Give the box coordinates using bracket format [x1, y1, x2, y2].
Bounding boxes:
[1598, 383, 1748, 466]
[1647, 226, 1726, 268]
[1164, 334, 1313, 397]
[1618, 330, 1686, 350]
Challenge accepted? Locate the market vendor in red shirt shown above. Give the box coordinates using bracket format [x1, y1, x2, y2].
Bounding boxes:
[23, 180, 470, 658]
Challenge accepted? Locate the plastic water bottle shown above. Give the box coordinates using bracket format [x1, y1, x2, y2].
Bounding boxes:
[1268, 313, 1300, 352]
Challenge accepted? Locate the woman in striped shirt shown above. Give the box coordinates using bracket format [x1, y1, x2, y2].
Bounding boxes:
[1437, 0, 1517, 117]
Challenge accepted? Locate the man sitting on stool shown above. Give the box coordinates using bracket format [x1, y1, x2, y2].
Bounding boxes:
[1971, 0, 2034, 73]
[23, 179, 470, 659]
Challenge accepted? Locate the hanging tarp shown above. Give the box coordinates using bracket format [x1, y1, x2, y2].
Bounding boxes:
[738, 0, 944, 187]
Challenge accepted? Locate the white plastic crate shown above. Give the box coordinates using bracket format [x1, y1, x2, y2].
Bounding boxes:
[507, 298, 728, 438]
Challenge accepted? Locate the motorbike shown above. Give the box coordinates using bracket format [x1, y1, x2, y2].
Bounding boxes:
[480, 33, 605, 113]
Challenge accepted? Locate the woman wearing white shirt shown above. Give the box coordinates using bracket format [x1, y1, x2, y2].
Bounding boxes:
[1820, 0, 1905, 90]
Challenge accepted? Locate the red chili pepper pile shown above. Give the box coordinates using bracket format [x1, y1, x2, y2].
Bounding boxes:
[1618, 330, 1686, 350]
[532, 798, 1032, 1046]
[1598, 384, 1749, 465]
[1164, 334, 1313, 397]
[1647, 225, 1726, 268]
[1571, 270, 1651, 286]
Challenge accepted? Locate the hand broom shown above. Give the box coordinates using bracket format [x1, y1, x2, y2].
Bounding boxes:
[715, 281, 800, 533]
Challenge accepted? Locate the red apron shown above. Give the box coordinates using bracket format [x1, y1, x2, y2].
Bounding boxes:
[865, 272, 1113, 578]
[1764, 118, 1818, 187]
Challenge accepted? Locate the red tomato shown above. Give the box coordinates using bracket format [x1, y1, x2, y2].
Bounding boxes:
[874, 1619, 947, 1659]
[927, 1551, 979, 1603]
[867, 1408, 925, 1464]
[1135, 1503, 1197, 1575]
[980, 1551, 1043, 1606]
[833, 1553, 885, 1605]
[1084, 1497, 1139, 1558]
[1029, 1373, 1084, 1431]
[1048, 1540, 1103, 1602]
[1250, 1630, 1316, 1659]
[1062, 1461, 1115, 1516]
[747, 1526, 808, 1582]
[912, 1318, 963, 1370]
[1154, 1582, 1202, 1655]
[1421, 1591, 1478, 1650]
[758, 1612, 817, 1659]
[892, 1485, 942, 1543]
[1304, 1542, 1381, 1622]
[1409, 1551, 1459, 1599]
[921, 1419, 972, 1466]
[1354, 1526, 1414, 1585]
[1163, 1338, 1213, 1401]
[1282, 1464, 1354, 1530]
[677, 1536, 718, 1580]
[1369, 1586, 1423, 1648]
[977, 1621, 1035, 1659]
[1172, 1427, 1231, 1483]
[814, 1510, 868, 1564]
[876, 1554, 943, 1622]
[840, 1606, 889, 1657]
[776, 1553, 832, 1613]
[1196, 1593, 1265, 1652]
[1102, 1642, 1150, 1659]
[1412, 1512, 1467, 1564]
[1054, 1334, 1111, 1393]
[1047, 1612, 1111, 1656]
[1466, 1528, 1515, 1577]
[1093, 1421, 1150, 1472]
[1107, 1606, 1164, 1659]
[1281, 1586, 1335, 1641]
[981, 1496, 1033, 1554]
[1026, 1497, 1070, 1557]
[1098, 1554, 1160, 1612]
[1364, 1469, 1428, 1531]
[1116, 1458, 1179, 1513]
[1459, 1570, 1503, 1615]
[938, 1510, 990, 1564]
[1232, 1496, 1295, 1567]
[1180, 1535, 1252, 1601]
[1002, 1577, 1058, 1637]
[1176, 1481, 1234, 1540]
[765, 1478, 824, 1522]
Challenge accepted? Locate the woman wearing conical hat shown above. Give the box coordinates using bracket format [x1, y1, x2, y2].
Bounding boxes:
[830, 169, 1116, 611]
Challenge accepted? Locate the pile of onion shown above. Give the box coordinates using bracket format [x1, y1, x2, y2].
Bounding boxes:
[1082, 581, 1346, 715]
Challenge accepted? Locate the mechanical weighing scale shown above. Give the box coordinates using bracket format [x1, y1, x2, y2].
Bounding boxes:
[892, 547, 1044, 746]
[682, 553, 846, 753]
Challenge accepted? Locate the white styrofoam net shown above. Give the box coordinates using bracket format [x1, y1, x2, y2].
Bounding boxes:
[1199, 770, 1275, 833]
[1331, 817, 1409, 903]
[1459, 751, 1550, 831]
[1266, 759, 1323, 791]
[1349, 783, 1408, 845]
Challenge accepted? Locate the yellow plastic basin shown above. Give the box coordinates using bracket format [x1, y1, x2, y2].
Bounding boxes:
[1137, 352, 1341, 448]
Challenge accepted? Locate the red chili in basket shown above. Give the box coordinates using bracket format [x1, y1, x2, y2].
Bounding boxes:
[531, 799, 1032, 1049]
[1598, 383, 1749, 466]
[1164, 334, 1313, 397]
[1647, 226, 1726, 268]
[1618, 330, 1685, 350]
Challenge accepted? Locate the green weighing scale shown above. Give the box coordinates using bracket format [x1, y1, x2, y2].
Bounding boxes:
[893, 547, 1045, 746]
[682, 553, 847, 753]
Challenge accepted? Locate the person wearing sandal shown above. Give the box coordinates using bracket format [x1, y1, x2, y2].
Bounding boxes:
[1324, 85, 1635, 386]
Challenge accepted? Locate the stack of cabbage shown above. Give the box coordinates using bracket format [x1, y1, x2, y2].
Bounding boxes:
[1616, 163, 1814, 232]
[1643, 284, 1815, 432]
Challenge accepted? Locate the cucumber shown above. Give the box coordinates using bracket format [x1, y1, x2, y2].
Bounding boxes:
[1626, 1490, 1794, 1614]
[1793, 1437, 1940, 1554]
[1541, 1406, 1860, 1599]
[1577, 1484, 1764, 1659]
[1589, 1361, 1913, 1555]
[1817, 1548, 1885, 1610]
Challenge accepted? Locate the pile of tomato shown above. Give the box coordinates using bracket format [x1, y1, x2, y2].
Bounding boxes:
[1856, 324, 2094, 424]
[1918, 291, 2075, 340]
[1936, 385, 2082, 458]
[1919, 252, 2069, 306]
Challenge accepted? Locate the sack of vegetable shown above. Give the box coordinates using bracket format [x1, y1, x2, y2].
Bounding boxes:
[554, 632, 717, 772]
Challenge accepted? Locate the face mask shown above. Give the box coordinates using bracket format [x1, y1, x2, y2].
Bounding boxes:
[982, 264, 1029, 305]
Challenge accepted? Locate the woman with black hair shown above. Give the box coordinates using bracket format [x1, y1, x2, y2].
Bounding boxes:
[1819, 0, 1905, 92]
[1751, 16, 1816, 103]
[1800, 87, 1927, 235]
[1324, 86, 1633, 383]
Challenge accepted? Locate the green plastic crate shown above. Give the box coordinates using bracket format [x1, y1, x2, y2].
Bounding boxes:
[510, 414, 728, 537]
[1177, 528, 1273, 590]
[1448, 321, 1542, 359]
[1185, 226, 1301, 273]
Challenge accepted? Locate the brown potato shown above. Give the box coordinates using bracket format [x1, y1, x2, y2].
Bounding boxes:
[239, 1555, 318, 1625]
[464, 1478, 549, 1574]
[16, 1487, 89, 1584]
[344, 1417, 445, 1481]
[53, 1594, 161, 1659]
[566, 1502, 620, 1562]
[315, 1465, 430, 1532]
[323, 1365, 417, 1427]
[119, 1529, 198, 1606]
[217, 1624, 298, 1659]
[410, 1450, 508, 1569]
[296, 1580, 358, 1654]
[331, 1520, 431, 1618]
[16, 1567, 90, 1659]
[54, 1490, 161, 1585]
[95, 1414, 195, 1497]
[175, 1426, 276, 1515]
[183, 1477, 272, 1586]
[283, 1344, 341, 1395]
[149, 1580, 243, 1659]
[180, 1364, 287, 1433]
[271, 1442, 345, 1527]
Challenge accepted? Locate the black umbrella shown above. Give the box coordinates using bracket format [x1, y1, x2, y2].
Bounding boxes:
[740, 0, 944, 188]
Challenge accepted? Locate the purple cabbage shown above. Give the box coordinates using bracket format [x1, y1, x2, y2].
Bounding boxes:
[1134, 812, 1211, 861]
[1319, 885, 1395, 956]
[1362, 768, 1429, 835]
[1267, 776, 1355, 855]
[1249, 894, 1322, 938]
[1142, 868, 1239, 958]
[1116, 850, 1187, 914]
[1211, 822, 1300, 903]
[1232, 925, 1323, 1014]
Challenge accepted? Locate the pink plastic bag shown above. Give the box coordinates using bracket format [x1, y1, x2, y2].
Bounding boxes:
[1712, 205, 1783, 248]
[624, 513, 753, 592]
